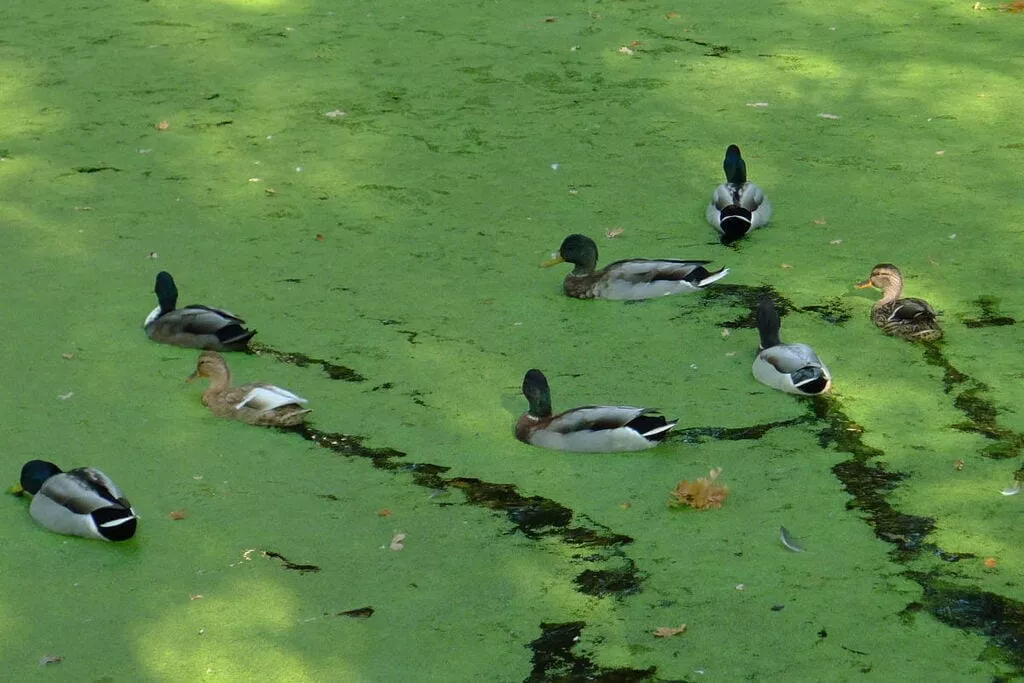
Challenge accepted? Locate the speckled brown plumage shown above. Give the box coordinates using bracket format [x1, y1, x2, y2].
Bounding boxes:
[856, 264, 942, 342]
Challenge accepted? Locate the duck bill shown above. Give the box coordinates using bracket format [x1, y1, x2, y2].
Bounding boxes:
[540, 253, 565, 268]
[185, 371, 198, 383]
[854, 280, 872, 289]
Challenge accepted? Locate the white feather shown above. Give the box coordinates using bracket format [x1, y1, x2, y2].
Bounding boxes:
[235, 386, 308, 412]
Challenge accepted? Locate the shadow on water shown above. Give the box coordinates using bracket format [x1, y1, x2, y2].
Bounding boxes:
[262, 295, 1024, 678]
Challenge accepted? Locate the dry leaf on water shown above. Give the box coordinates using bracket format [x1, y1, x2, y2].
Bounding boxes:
[39, 655, 63, 666]
[389, 533, 406, 551]
[668, 468, 728, 510]
[376, 508, 393, 517]
[168, 510, 187, 520]
[653, 624, 687, 638]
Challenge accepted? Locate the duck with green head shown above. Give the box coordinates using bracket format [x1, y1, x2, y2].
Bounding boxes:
[187, 350, 311, 427]
[16, 460, 137, 541]
[144, 271, 257, 351]
[855, 264, 942, 341]
[706, 144, 772, 244]
[542, 234, 729, 300]
[752, 297, 831, 395]
[515, 369, 677, 452]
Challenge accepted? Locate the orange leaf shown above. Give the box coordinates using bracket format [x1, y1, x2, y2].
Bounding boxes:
[169, 509, 187, 520]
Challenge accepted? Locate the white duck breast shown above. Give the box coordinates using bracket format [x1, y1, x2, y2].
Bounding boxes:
[235, 386, 309, 412]
[528, 406, 673, 452]
[593, 260, 731, 300]
[753, 344, 831, 395]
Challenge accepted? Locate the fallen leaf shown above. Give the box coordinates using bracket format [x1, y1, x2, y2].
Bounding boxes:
[984, 557, 998, 568]
[745, 102, 769, 108]
[155, 120, 170, 131]
[190, 594, 204, 601]
[324, 109, 346, 119]
[935, 150, 945, 156]
[618, 501, 632, 510]
[617, 46, 635, 56]
[953, 459, 965, 471]
[544, 16, 558, 22]
[169, 509, 187, 520]
[39, 655, 63, 666]
[813, 218, 827, 225]
[376, 508, 393, 517]
[720, 328, 731, 337]
[817, 113, 840, 120]
[829, 239, 842, 245]
[781, 263, 793, 269]
[653, 624, 687, 638]
[57, 391, 74, 401]
[315, 233, 325, 242]
[73, 206, 93, 211]
[389, 532, 406, 551]
[264, 187, 277, 196]
[61, 353, 74, 360]
[664, 11, 680, 19]
[605, 227, 625, 238]
[735, 583, 746, 591]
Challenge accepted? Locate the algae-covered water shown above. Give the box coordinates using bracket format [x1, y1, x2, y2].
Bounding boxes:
[2, 0, 1022, 680]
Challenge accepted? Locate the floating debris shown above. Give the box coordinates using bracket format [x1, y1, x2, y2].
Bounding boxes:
[780, 526, 804, 552]
[653, 624, 687, 638]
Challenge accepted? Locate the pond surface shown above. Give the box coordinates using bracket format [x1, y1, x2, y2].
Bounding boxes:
[2, 0, 1022, 680]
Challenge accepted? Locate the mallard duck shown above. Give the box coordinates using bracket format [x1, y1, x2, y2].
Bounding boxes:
[17, 460, 137, 541]
[542, 234, 729, 300]
[752, 297, 831, 395]
[187, 350, 310, 427]
[144, 271, 257, 351]
[515, 369, 677, 452]
[855, 264, 942, 341]
[706, 144, 772, 244]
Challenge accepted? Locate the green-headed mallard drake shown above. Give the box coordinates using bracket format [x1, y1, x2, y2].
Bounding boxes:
[542, 234, 728, 300]
[144, 271, 257, 351]
[187, 350, 310, 427]
[16, 460, 137, 541]
[706, 144, 772, 244]
[515, 369, 677, 452]
[752, 297, 831, 395]
[855, 264, 942, 341]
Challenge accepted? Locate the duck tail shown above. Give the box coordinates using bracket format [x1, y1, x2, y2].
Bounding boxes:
[695, 267, 730, 288]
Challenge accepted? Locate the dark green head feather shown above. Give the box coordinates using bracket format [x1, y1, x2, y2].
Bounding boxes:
[756, 297, 783, 349]
[558, 234, 599, 274]
[522, 369, 553, 418]
[154, 271, 179, 314]
[20, 460, 63, 495]
[724, 144, 747, 185]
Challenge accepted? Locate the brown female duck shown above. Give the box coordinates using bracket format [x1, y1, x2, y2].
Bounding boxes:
[187, 351, 310, 427]
[855, 264, 942, 341]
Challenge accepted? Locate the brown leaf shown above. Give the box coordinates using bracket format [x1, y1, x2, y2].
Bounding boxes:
[168, 509, 187, 520]
[376, 508, 392, 517]
[653, 624, 687, 638]
[389, 532, 406, 551]
[154, 120, 170, 131]
[668, 468, 728, 510]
